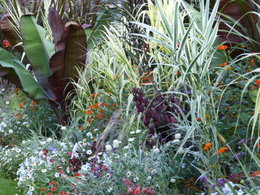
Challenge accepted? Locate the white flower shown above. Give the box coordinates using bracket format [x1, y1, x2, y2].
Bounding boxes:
[170, 178, 176, 183]
[126, 171, 131, 177]
[54, 173, 60, 178]
[153, 148, 160, 153]
[133, 177, 139, 182]
[86, 132, 93, 137]
[175, 133, 181, 139]
[112, 140, 121, 148]
[61, 126, 67, 130]
[147, 176, 152, 180]
[87, 150, 92, 155]
[46, 138, 52, 142]
[8, 129, 13, 134]
[5, 101, 10, 105]
[40, 141, 46, 145]
[130, 131, 135, 134]
[128, 138, 135, 142]
[41, 169, 47, 173]
[135, 129, 142, 134]
[151, 169, 157, 174]
[107, 187, 113, 193]
[105, 144, 112, 151]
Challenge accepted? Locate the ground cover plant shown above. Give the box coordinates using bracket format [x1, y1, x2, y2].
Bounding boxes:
[0, 0, 259, 194]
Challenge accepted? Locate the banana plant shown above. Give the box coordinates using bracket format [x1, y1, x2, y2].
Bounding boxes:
[0, 8, 87, 125]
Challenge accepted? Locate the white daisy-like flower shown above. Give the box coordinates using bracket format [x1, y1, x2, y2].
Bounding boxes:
[128, 138, 135, 142]
[105, 144, 112, 151]
[112, 140, 121, 148]
[175, 133, 181, 139]
[41, 169, 47, 173]
[87, 150, 92, 155]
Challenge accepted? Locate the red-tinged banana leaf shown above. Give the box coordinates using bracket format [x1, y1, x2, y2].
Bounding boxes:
[0, 14, 23, 53]
[20, 15, 56, 99]
[48, 7, 66, 50]
[48, 22, 87, 101]
[0, 48, 46, 99]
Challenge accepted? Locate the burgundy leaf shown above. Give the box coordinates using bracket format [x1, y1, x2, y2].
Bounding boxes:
[48, 7, 66, 49]
[48, 22, 86, 101]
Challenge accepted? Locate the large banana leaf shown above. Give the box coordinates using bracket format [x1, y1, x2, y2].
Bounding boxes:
[20, 15, 54, 76]
[48, 22, 86, 101]
[20, 15, 56, 99]
[48, 7, 66, 50]
[0, 48, 46, 99]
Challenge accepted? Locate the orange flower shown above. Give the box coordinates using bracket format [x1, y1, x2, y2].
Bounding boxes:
[32, 101, 37, 106]
[84, 109, 93, 115]
[79, 126, 84, 131]
[250, 59, 255, 64]
[250, 171, 260, 177]
[203, 143, 213, 151]
[3, 40, 10, 48]
[14, 88, 20, 94]
[255, 80, 260, 85]
[18, 103, 25, 109]
[96, 113, 103, 119]
[196, 118, 202, 121]
[225, 66, 232, 70]
[87, 117, 93, 123]
[218, 45, 228, 51]
[47, 192, 53, 195]
[49, 98, 57, 102]
[219, 62, 228, 67]
[100, 103, 109, 106]
[217, 147, 229, 154]
[88, 103, 102, 109]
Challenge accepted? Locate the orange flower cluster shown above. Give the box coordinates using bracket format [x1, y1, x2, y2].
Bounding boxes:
[18, 103, 25, 109]
[250, 171, 260, 177]
[3, 40, 10, 48]
[218, 45, 228, 51]
[203, 143, 213, 151]
[219, 62, 228, 67]
[255, 80, 260, 85]
[14, 113, 23, 120]
[141, 71, 154, 84]
[217, 147, 228, 154]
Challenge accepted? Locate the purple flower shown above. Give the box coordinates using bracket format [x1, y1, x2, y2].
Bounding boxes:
[238, 139, 247, 145]
[199, 176, 208, 183]
[48, 146, 57, 151]
[216, 178, 226, 187]
[233, 152, 246, 159]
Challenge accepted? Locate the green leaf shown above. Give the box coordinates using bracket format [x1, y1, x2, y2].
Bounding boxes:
[20, 15, 54, 79]
[249, 89, 258, 102]
[0, 48, 46, 99]
[87, 10, 112, 50]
